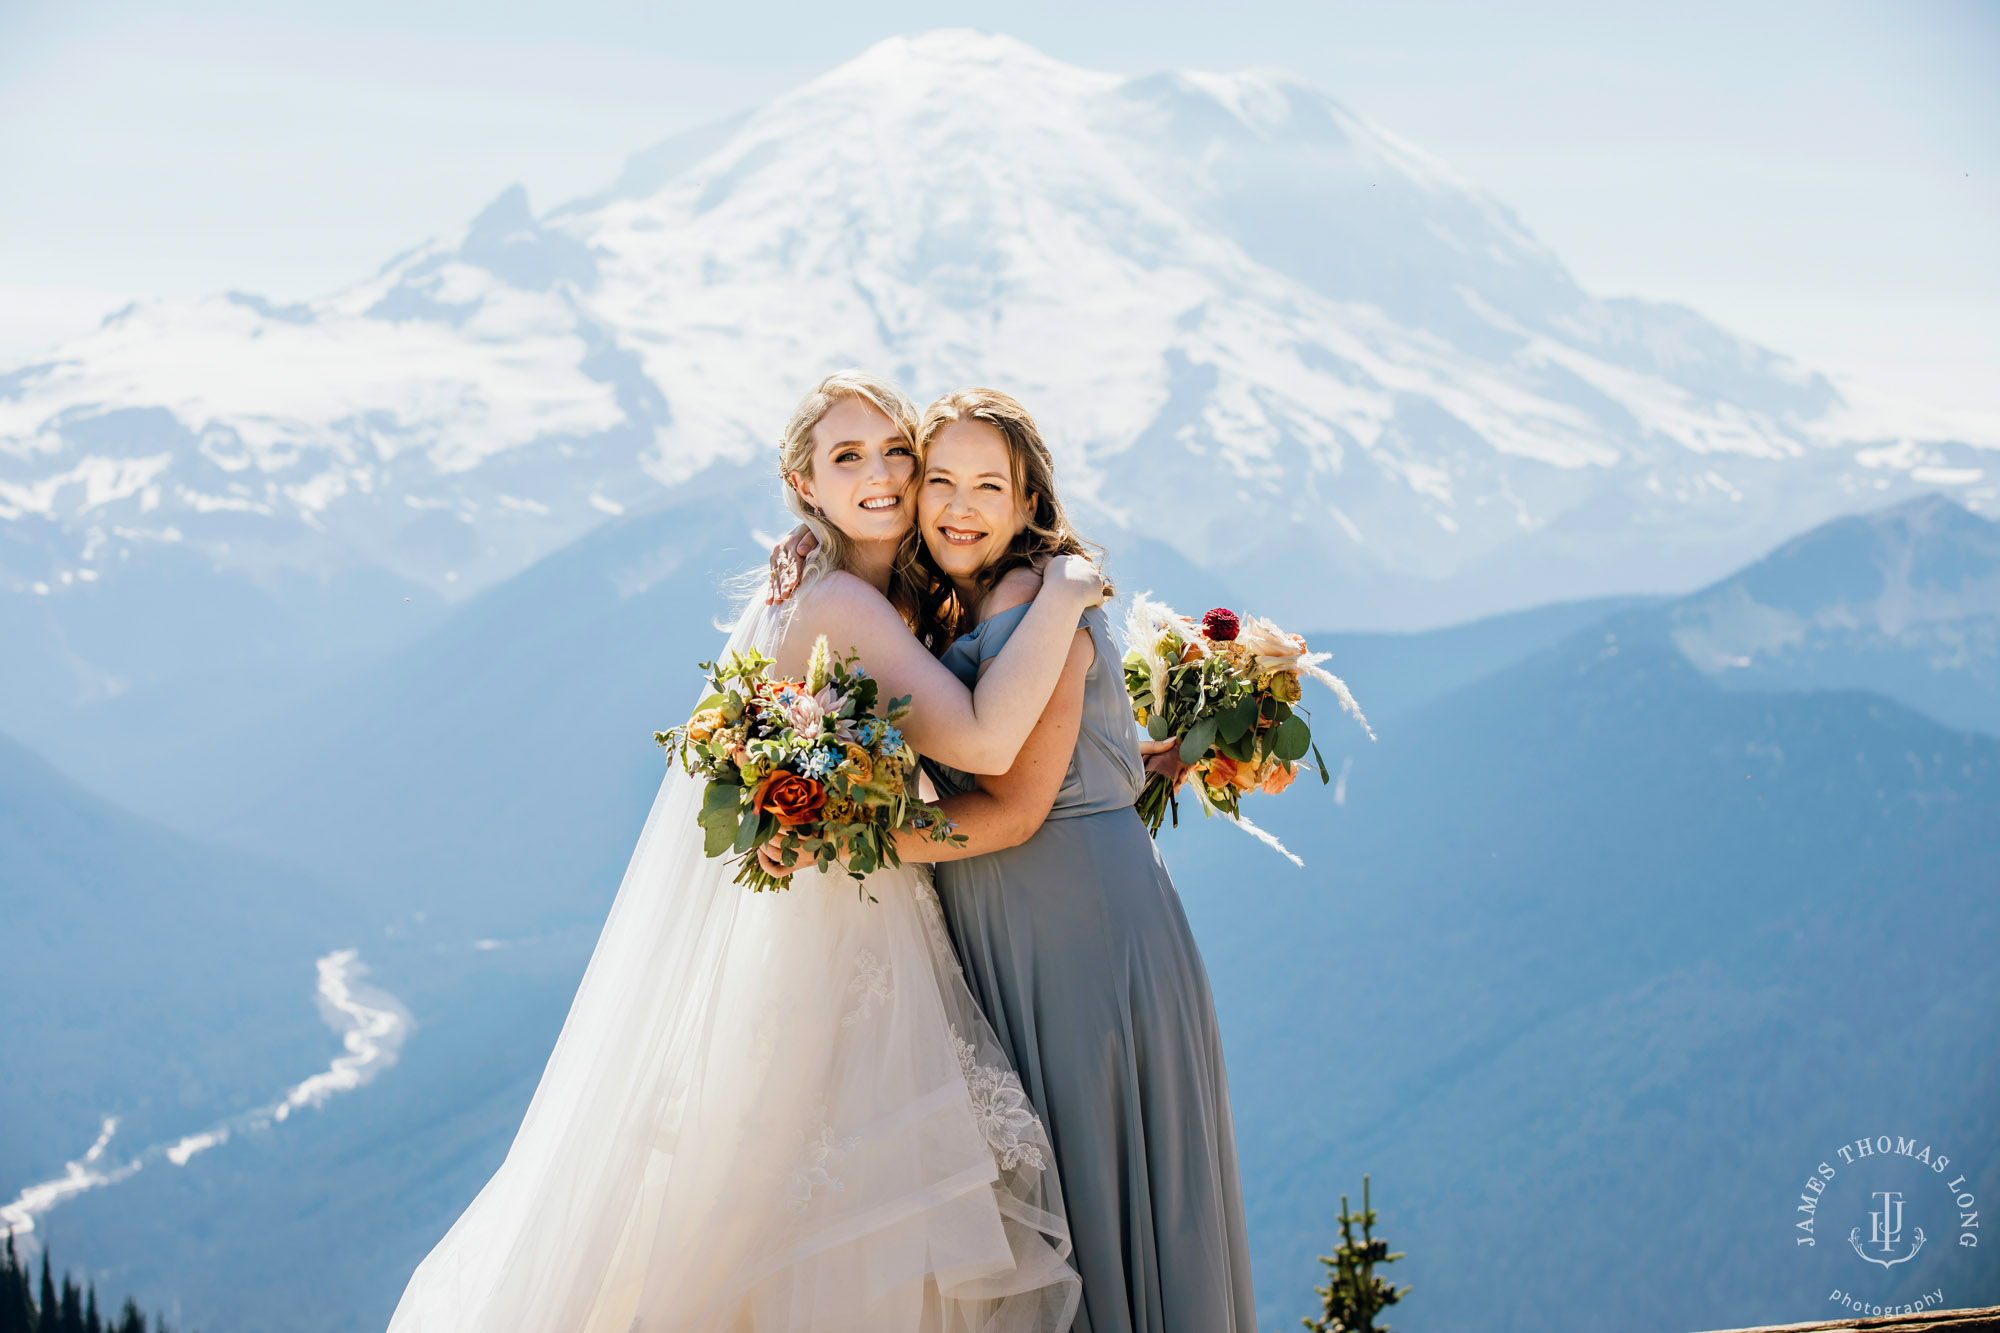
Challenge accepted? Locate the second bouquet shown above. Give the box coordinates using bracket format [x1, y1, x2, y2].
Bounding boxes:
[1122, 594, 1374, 857]
[655, 636, 964, 894]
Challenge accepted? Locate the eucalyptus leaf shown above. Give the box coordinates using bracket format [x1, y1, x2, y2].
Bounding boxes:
[734, 809, 770, 856]
[1218, 695, 1259, 744]
[699, 783, 738, 825]
[1273, 714, 1311, 762]
[1146, 714, 1172, 741]
[1179, 716, 1219, 765]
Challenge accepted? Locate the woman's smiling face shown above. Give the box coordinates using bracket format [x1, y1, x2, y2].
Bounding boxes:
[918, 417, 1033, 584]
[791, 395, 916, 545]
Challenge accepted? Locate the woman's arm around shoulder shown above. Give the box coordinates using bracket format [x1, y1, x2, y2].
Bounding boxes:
[894, 623, 1093, 863]
[974, 565, 1044, 621]
[784, 560, 1101, 776]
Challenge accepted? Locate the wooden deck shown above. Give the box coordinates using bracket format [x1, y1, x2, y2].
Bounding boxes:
[1691, 1306, 2000, 1333]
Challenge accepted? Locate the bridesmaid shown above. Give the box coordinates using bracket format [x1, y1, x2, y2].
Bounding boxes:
[890, 389, 1257, 1333]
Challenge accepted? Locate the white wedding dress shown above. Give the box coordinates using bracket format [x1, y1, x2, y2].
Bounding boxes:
[387, 598, 1079, 1333]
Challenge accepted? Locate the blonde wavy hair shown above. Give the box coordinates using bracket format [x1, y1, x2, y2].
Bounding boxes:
[776, 369, 925, 617]
[905, 387, 1108, 651]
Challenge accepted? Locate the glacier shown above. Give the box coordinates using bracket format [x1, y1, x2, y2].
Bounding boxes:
[2, 28, 1994, 636]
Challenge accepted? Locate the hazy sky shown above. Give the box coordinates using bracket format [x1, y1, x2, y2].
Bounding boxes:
[3, 0, 1995, 433]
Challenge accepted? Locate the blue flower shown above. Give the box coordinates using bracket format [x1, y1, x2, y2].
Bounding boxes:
[858, 720, 880, 746]
[851, 665, 869, 679]
[880, 724, 904, 751]
[801, 747, 838, 779]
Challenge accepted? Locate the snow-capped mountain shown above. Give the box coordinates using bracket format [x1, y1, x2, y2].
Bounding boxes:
[3, 30, 1993, 631]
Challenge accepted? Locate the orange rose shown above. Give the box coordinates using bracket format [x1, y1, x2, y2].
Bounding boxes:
[752, 771, 827, 828]
[1204, 753, 1259, 793]
[1258, 759, 1298, 795]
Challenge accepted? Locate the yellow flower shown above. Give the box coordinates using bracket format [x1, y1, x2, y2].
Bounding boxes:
[1269, 671, 1302, 704]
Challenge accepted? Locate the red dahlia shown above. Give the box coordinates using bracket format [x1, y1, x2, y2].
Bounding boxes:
[1201, 607, 1240, 641]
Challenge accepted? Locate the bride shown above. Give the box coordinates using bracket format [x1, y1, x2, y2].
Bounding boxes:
[386, 370, 1106, 1332]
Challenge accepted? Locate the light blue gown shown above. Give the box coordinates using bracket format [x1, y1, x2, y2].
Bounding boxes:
[925, 603, 1257, 1333]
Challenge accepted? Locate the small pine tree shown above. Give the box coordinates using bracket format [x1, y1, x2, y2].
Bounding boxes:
[59, 1275, 81, 1333]
[115, 1299, 145, 1333]
[39, 1252, 56, 1333]
[82, 1287, 100, 1333]
[1302, 1174, 1410, 1333]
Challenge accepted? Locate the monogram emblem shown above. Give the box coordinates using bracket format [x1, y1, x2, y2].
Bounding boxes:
[1848, 1190, 1926, 1268]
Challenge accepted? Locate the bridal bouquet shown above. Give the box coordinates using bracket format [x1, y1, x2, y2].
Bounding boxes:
[656, 636, 965, 894]
[1122, 595, 1374, 859]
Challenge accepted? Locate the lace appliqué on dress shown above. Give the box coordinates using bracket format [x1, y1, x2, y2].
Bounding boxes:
[783, 1103, 861, 1214]
[840, 949, 894, 1029]
[949, 1030, 1046, 1174]
[913, 883, 962, 978]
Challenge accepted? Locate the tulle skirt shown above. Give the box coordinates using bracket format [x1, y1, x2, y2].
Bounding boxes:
[387, 602, 1078, 1333]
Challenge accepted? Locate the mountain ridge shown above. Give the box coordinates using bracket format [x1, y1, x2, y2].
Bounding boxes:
[5, 29, 1991, 641]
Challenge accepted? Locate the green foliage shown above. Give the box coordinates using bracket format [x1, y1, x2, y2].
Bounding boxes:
[1, 1236, 180, 1333]
[1301, 1175, 1410, 1333]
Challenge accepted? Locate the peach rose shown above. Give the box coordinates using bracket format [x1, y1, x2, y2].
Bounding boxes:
[1258, 759, 1298, 795]
[752, 771, 827, 828]
[686, 708, 725, 744]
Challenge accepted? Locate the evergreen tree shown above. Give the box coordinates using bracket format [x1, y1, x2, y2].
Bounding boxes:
[1302, 1175, 1410, 1333]
[82, 1287, 99, 1333]
[38, 1253, 55, 1333]
[0, 1232, 35, 1333]
[58, 1275, 80, 1333]
[114, 1300, 145, 1333]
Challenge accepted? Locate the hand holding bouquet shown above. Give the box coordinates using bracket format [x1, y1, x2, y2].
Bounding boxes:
[1122, 595, 1374, 858]
[656, 636, 965, 894]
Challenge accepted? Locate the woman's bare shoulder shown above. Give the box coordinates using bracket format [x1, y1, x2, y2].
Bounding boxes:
[795, 569, 896, 621]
